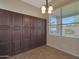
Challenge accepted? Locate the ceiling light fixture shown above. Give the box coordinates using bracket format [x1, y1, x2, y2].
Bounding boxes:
[41, 0, 53, 14]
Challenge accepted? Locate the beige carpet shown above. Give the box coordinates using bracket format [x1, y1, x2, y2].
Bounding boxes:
[7, 46, 79, 59]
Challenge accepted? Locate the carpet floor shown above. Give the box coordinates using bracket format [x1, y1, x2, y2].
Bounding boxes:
[7, 45, 79, 59]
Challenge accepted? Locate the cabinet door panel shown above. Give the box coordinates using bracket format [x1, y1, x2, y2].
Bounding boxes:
[40, 20, 46, 45]
[0, 10, 10, 55]
[11, 13, 22, 55]
[21, 16, 30, 51]
[30, 18, 37, 48]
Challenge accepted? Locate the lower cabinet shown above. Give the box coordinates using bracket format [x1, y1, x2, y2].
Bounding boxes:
[0, 9, 46, 57]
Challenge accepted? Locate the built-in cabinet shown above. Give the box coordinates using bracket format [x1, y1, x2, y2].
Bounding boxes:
[0, 9, 46, 57]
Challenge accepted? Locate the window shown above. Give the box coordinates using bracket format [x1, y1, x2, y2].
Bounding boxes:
[49, 16, 57, 25]
[62, 15, 79, 38]
[49, 15, 79, 38]
[62, 16, 75, 24]
[49, 16, 61, 36]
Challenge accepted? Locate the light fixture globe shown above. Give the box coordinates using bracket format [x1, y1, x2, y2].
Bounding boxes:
[48, 10, 52, 14]
[42, 10, 46, 14]
[41, 6, 46, 11]
[48, 6, 53, 11]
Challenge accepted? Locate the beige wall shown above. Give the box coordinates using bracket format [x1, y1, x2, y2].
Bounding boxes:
[47, 1, 79, 57]
[0, 0, 45, 19]
[47, 35, 79, 57]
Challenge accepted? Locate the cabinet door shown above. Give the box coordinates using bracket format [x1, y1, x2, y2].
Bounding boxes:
[30, 17, 37, 48]
[35, 19, 44, 46]
[0, 10, 10, 55]
[34, 18, 46, 46]
[40, 19, 46, 45]
[11, 13, 22, 55]
[21, 16, 31, 51]
[30, 18, 46, 49]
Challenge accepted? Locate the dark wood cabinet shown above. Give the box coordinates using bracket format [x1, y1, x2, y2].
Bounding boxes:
[10, 13, 23, 55]
[0, 9, 46, 57]
[21, 16, 31, 51]
[30, 17, 37, 48]
[0, 10, 10, 55]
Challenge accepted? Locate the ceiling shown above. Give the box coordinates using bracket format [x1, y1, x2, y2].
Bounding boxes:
[21, 0, 52, 8]
[21, 0, 78, 9]
[52, 0, 78, 9]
